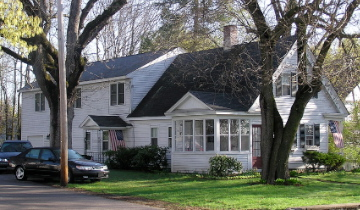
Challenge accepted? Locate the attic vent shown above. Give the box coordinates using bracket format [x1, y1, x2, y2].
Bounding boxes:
[223, 25, 238, 51]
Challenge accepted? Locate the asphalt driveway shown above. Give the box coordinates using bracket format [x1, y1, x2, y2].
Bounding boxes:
[0, 173, 162, 210]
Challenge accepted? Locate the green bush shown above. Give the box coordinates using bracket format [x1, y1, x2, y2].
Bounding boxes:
[208, 155, 242, 177]
[302, 151, 345, 172]
[323, 152, 346, 171]
[351, 168, 360, 173]
[105, 146, 168, 171]
[132, 146, 168, 171]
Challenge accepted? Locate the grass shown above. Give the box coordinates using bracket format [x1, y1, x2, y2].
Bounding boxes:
[66, 170, 360, 209]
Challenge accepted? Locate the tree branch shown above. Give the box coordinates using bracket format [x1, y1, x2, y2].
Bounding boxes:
[78, 0, 127, 49]
[0, 46, 32, 64]
[79, 0, 99, 30]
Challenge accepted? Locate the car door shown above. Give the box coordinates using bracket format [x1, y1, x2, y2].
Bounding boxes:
[23, 148, 41, 175]
[38, 149, 60, 178]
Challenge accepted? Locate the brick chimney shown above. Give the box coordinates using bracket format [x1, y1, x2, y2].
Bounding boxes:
[223, 25, 238, 51]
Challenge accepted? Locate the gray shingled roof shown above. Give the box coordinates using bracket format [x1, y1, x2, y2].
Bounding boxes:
[128, 36, 296, 117]
[21, 49, 173, 90]
[88, 115, 131, 128]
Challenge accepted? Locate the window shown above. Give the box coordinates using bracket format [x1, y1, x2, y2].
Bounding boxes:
[168, 127, 172, 148]
[102, 131, 109, 151]
[220, 119, 250, 152]
[110, 83, 124, 105]
[151, 128, 158, 146]
[74, 88, 81, 108]
[35, 93, 45, 111]
[276, 73, 297, 97]
[175, 119, 214, 152]
[205, 120, 214, 151]
[39, 149, 55, 161]
[25, 149, 41, 159]
[298, 124, 320, 148]
[85, 131, 91, 150]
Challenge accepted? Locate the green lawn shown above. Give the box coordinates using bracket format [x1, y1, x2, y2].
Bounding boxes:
[67, 171, 360, 209]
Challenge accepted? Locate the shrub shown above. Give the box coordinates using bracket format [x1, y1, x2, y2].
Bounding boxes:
[302, 151, 345, 172]
[323, 152, 346, 171]
[131, 146, 168, 171]
[351, 167, 360, 173]
[302, 151, 325, 172]
[105, 146, 168, 171]
[208, 155, 242, 177]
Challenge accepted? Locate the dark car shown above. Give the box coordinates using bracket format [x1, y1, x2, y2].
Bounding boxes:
[0, 140, 33, 171]
[8, 147, 109, 182]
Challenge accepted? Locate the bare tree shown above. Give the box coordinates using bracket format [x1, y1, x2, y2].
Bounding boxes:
[233, 0, 360, 183]
[1, 0, 128, 147]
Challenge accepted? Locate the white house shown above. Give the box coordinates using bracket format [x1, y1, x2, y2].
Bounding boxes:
[20, 26, 348, 173]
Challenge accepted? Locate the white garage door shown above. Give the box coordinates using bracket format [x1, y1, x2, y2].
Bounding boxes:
[27, 135, 49, 147]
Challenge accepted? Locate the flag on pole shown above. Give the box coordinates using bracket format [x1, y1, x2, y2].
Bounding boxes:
[109, 130, 125, 151]
[328, 120, 344, 148]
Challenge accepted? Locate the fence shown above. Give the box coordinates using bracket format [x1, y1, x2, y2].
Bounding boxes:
[85, 152, 106, 163]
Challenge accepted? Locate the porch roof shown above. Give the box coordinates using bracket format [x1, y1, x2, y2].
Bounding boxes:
[79, 115, 132, 130]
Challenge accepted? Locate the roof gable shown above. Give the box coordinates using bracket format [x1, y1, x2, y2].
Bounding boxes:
[79, 115, 131, 130]
[129, 36, 296, 117]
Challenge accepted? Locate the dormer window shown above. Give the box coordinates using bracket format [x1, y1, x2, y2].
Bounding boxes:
[276, 73, 297, 97]
[110, 83, 125, 106]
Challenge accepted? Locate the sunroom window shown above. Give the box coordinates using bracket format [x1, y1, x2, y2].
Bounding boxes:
[175, 119, 214, 152]
[276, 73, 297, 97]
[220, 119, 250, 152]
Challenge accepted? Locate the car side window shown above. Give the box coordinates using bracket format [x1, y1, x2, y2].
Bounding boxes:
[39, 149, 55, 161]
[25, 149, 41, 159]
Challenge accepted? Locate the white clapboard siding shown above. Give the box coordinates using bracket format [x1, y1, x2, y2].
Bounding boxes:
[128, 119, 172, 148]
[21, 91, 50, 143]
[171, 153, 251, 173]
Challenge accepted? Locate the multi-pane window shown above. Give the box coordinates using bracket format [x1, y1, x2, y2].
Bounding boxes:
[168, 127, 172, 148]
[220, 119, 250, 152]
[85, 131, 91, 150]
[175, 119, 214, 152]
[35, 93, 45, 111]
[298, 124, 320, 148]
[102, 131, 109, 151]
[205, 120, 214, 151]
[276, 73, 297, 97]
[74, 88, 81, 108]
[151, 128, 158, 146]
[110, 83, 125, 106]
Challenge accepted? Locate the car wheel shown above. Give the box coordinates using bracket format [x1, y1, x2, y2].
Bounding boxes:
[67, 170, 73, 183]
[15, 166, 27, 181]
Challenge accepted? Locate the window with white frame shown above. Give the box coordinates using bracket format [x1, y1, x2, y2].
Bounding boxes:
[35, 93, 45, 111]
[102, 131, 109, 151]
[151, 128, 158, 146]
[174, 119, 214, 152]
[168, 127, 172, 148]
[110, 83, 125, 106]
[85, 131, 91, 150]
[298, 124, 320, 148]
[276, 73, 297, 97]
[74, 88, 81, 108]
[220, 119, 250, 152]
[205, 120, 214, 151]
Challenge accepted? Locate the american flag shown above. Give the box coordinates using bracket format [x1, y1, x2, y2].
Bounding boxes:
[109, 130, 125, 151]
[328, 120, 344, 148]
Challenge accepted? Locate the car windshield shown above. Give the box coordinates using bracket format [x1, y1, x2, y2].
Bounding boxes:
[53, 149, 84, 160]
[0, 142, 32, 152]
